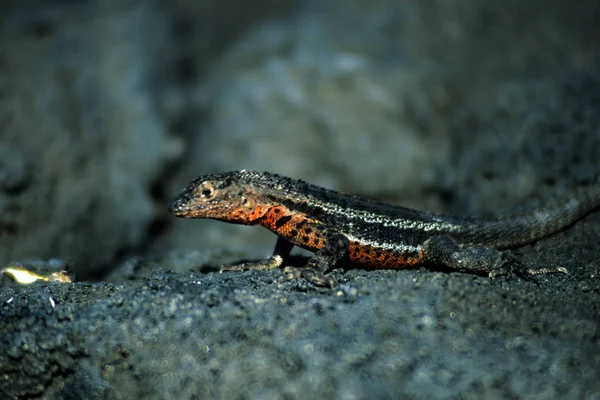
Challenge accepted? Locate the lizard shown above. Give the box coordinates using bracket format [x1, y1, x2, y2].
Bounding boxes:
[169, 170, 600, 287]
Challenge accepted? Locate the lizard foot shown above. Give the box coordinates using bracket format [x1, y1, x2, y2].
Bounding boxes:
[486, 252, 538, 282]
[278, 266, 337, 287]
[488, 253, 568, 282]
[219, 255, 285, 272]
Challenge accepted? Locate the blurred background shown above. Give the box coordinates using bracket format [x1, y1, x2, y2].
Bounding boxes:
[1, 0, 599, 279]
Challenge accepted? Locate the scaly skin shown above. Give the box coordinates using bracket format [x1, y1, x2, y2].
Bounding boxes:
[169, 170, 600, 286]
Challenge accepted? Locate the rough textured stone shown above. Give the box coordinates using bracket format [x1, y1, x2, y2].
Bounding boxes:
[0, 1, 176, 277]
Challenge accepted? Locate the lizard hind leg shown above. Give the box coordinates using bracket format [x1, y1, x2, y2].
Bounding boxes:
[421, 234, 564, 280]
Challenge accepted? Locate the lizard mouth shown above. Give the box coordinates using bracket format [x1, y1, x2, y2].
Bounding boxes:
[168, 197, 196, 217]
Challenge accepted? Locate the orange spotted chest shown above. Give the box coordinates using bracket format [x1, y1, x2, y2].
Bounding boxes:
[261, 206, 327, 251]
[261, 206, 425, 269]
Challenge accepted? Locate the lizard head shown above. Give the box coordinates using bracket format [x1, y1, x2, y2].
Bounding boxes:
[168, 170, 271, 225]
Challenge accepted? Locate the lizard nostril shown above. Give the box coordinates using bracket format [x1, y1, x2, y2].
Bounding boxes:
[168, 199, 183, 214]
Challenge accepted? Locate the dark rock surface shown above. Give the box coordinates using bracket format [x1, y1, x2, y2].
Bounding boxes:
[2, 264, 599, 399]
[1, 0, 599, 399]
[0, 1, 178, 277]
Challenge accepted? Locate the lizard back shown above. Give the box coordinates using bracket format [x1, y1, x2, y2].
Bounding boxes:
[234, 170, 600, 250]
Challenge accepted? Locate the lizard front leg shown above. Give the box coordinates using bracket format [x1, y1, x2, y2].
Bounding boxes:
[280, 227, 350, 287]
[422, 235, 567, 279]
[220, 224, 349, 287]
[220, 236, 294, 272]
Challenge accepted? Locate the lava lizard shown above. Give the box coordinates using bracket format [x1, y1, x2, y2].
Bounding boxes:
[169, 170, 600, 286]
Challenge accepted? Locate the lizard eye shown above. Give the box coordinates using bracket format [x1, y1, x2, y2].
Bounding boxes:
[197, 183, 215, 199]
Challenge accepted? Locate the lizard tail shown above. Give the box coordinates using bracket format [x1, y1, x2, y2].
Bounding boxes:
[465, 184, 600, 248]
